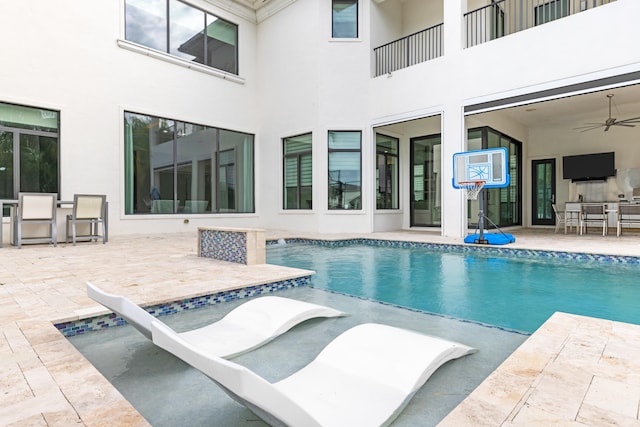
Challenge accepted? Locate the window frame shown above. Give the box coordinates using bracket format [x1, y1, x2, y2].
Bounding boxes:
[124, 0, 239, 75]
[283, 133, 313, 210]
[375, 133, 399, 210]
[327, 130, 362, 210]
[534, 0, 570, 25]
[331, 0, 359, 39]
[124, 110, 255, 215]
[0, 101, 60, 216]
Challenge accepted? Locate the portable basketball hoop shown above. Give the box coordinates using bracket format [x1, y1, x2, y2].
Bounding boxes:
[452, 148, 515, 245]
[459, 180, 485, 200]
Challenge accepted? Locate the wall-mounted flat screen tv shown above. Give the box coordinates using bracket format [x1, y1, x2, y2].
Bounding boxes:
[562, 152, 615, 181]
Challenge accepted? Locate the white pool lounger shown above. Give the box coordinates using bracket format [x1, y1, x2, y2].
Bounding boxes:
[86, 281, 346, 358]
[151, 321, 477, 427]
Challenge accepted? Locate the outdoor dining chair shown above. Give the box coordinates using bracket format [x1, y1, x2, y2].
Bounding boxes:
[15, 192, 58, 248]
[66, 194, 107, 245]
[580, 203, 607, 236]
[551, 204, 566, 233]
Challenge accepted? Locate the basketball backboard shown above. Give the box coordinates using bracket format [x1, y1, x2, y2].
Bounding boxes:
[452, 147, 510, 189]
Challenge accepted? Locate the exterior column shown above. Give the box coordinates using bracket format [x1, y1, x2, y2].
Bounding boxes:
[441, 103, 467, 239]
[440, 1, 467, 239]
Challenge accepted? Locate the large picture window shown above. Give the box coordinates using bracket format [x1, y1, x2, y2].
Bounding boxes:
[328, 131, 361, 210]
[124, 112, 254, 214]
[376, 134, 398, 209]
[125, 0, 238, 75]
[332, 0, 358, 38]
[0, 102, 59, 215]
[283, 133, 312, 210]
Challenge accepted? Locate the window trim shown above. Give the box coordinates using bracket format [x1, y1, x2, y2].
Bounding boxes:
[122, 0, 241, 78]
[0, 101, 61, 207]
[117, 39, 245, 84]
[375, 133, 399, 210]
[331, 0, 360, 40]
[327, 130, 362, 211]
[282, 133, 313, 211]
[123, 110, 255, 215]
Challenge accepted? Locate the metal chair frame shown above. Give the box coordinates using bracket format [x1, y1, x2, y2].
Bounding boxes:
[66, 194, 107, 245]
[16, 192, 58, 248]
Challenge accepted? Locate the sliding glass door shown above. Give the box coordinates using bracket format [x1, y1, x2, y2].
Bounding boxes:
[467, 127, 521, 228]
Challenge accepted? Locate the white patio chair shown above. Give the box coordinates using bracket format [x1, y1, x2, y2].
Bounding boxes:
[580, 203, 607, 236]
[617, 204, 640, 236]
[66, 194, 107, 245]
[551, 204, 566, 233]
[15, 192, 57, 248]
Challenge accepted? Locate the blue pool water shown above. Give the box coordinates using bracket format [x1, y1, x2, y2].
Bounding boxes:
[267, 243, 640, 333]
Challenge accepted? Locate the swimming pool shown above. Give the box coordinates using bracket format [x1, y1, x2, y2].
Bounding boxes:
[68, 287, 528, 427]
[267, 242, 640, 333]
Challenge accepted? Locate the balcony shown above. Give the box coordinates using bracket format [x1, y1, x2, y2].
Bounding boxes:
[373, 23, 443, 77]
[464, 0, 615, 48]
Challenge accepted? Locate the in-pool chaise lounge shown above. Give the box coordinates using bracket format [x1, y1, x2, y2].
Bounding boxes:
[86, 281, 346, 358]
[151, 320, 477, 427]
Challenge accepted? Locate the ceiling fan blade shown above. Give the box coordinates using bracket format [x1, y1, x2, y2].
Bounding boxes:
[604, 125, 611, 132]
[616, 116, 640, 124]
[613, 123, 636, 128]
[574, 126, 605, 133]
[573, 124, 604, 131]
[573, 123, 605, 128]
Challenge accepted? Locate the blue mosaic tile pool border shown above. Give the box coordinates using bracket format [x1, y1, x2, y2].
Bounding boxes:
[267, 237, 640, 264]
[56, 276, 311, 337]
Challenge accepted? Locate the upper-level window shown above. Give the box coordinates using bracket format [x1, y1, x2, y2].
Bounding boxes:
[328, 131, 361, 210]
[535, 0, 569, 25]
[0, 102, 59, 215]
[125, 0, 238, 75]
[283, 133, 312, 210]
[332, 0, 358, 38]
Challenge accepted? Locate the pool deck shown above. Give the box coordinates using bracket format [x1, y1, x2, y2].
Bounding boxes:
[1, 228, 640, 426]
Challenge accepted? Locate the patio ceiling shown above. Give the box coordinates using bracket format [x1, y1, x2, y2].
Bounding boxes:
[484, 83, 640, 129]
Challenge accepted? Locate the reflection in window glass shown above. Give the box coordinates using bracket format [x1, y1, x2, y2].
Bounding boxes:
[20, 135, 58, 194]
[125, 0, 238, 75]
[205, 14, 238, 74]
[535, 0, 569, 25]
[328, 131, 361, 210]
[283, 133, 312, 210]
[124, 112, 254, 214]
[125, 0, 167, 52]
[376, 134, 398, 209]
[410, 135, 441, 226]
[466, 127, 521, 228]
[170, 0, 204, 63]
[332, 0, 358, 38]
[0, 102, 59, 215]
[0, 131, 14, 213]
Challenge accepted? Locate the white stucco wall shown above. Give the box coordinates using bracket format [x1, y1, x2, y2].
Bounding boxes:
[0, 0, 260, 236]
[257, 0, 375, 233]
[2, 0, 640, 240]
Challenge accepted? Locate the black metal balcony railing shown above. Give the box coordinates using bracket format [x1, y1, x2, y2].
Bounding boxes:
[373, 23, 443, 77]
[464, 0, 615, 48]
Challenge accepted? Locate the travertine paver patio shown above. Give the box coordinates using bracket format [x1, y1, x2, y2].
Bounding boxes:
[1, 228, 640, 425]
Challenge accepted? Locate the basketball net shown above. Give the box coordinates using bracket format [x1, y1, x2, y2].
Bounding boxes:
[459, 181, 485, 200]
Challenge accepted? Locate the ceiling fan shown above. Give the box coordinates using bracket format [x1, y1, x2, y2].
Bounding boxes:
[573, 94, 640, 132]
